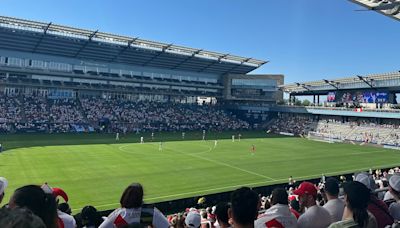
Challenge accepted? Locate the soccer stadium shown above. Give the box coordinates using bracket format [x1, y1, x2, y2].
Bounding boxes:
[0, 1, 400, 227]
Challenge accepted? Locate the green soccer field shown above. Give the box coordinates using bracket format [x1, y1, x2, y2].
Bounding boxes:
[1, 132, 400, 212]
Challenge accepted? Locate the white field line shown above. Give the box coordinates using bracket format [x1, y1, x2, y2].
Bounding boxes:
[71, 161, 400, 211]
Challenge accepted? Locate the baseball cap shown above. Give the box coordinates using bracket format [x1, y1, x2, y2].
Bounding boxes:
[293, 182, 317, 197]
[41, 183, 68, 202]
[355, 172, 375, 191]
[185, 211, 201, 228]
[0, 177, 8, 195]
[389, 174, 400, 192]
[52, 187, 69, 202]
[324, 177, 340, 195]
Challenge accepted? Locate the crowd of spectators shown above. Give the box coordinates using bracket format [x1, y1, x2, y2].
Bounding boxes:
[0, 95, 250, 134]
[1, 168, 400, 228]
[269, 114, 315, 136]
[270, 115, 400, 146]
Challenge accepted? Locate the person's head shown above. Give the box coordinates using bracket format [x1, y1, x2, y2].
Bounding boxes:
[355, 172, 375, 192]
[270, 188, 288, 205]
[185, 211, 201, 228]
[229, 187, 259, 227]
[8, 185, 58, 228]
[120, 183, 144, 208]
[215, 202, 230, 228]
[0, 177, 8, 204]
[388, 174, 400, 200]
[324, 177, 340, 199]
[0, 207, 46, 228]
[81, 205, 103, 227]
[57, 202, 71, 215]
[343, 181, 371, 228]
[293, 182, 317, 208]
[200, 209, 207, 219]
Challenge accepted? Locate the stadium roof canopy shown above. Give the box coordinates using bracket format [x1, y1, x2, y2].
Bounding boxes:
[281, 71, 400, 95]
[0, 16, 267, 75]
[350, 0, 400, 21]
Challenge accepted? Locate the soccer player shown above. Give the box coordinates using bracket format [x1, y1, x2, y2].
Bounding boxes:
[202, 130, 206, 140]
[238, 133, 241, 142]
[214, 140, 218, 148]
[232, 135, 235, 142]
[140, 136, 144, 144]
[151, 132, 154, 141]
[251, 144, 256, 154]
[115, 132, 119, 141]
[182, 132, 185, 140]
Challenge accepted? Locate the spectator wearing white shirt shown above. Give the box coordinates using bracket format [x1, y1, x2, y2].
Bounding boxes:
[323, 178, 345, 223]
[294, 182, 332, 228]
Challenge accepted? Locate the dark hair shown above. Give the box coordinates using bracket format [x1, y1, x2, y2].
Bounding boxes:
[58, 202, 71, 215]
[81, 205, 103, 227]
[120, 183, 144, 208]
[0, 207, 46, 228]
[10, 185, 58, 228]
[215, 202, 230, 226]
[324, 177, 340, 196]
[271, 188, 288, 205]
[344, 181, 370, 228]
[230, 187, 259, 226]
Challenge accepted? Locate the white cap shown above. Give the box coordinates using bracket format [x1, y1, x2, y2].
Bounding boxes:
[355, 172, 375, 190]
[0, 177, 8, 195]
[389, 174, 400, 192]
[185, 211, 201, 228]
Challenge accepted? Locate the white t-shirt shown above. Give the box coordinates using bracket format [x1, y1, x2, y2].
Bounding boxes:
[323, 198, 345, 223]
[58, 210, 77, 228]
[99, 207, 169, 228]
[255, 204, 298, 228]
[297, 205, 332, 228]
[384, 191, 394, 201]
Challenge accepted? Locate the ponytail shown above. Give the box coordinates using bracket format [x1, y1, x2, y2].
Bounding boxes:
[42, 193, 58, 228]
[352, 208, 369, 228]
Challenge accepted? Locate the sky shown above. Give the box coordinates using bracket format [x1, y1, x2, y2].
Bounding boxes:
[0, 0, 399, 84]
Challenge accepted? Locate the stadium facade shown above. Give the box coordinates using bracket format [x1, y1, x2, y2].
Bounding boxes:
[0, 16, 283, 109]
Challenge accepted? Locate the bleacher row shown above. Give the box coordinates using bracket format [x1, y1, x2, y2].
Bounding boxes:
[0, 95, 250, 134]
[269, 114, 400, 146]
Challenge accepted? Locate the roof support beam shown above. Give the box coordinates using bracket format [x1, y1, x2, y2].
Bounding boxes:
[357, 75, 374, 88]
[74, 30, 98, 58]
[171, 49, 202, 70]
[109, 37, 139, 62]
[32, 22, 52, 53]
[198, 53, 230, 73]
[296, 82, 311, 91]
[323, 79, 339, 89]
[142, 43, 173, 66]
[221, 58, 252, 75]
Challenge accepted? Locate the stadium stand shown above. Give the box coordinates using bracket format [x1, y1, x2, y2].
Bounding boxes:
[0, 95, 251, 134]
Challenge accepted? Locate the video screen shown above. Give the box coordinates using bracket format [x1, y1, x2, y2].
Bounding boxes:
[335, 91, 388, 103]
[327, 92, 336, 102]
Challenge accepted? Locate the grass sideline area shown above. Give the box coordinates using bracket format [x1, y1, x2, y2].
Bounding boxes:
[1, 131, 400, 212]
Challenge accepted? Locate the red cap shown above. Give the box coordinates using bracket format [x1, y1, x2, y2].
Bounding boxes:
[293, 182, 317, 197]
[52, 187, 69, 202]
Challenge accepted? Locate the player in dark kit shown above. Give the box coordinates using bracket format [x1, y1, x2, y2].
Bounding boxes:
[251, 144, 256, 155]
